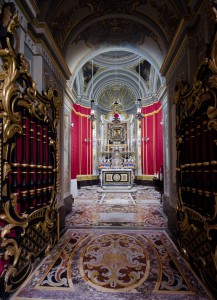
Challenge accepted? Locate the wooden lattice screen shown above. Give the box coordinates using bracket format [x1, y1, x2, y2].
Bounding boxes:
[0, 3, 60, 297]
[175, 27, 217, 294]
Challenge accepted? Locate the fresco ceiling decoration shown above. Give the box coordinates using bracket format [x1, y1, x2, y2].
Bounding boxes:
[35, 0, 188, 112]
[73, 18, 163, 54]
[74, 52, 160, 111]
[36, 0, 184, 49]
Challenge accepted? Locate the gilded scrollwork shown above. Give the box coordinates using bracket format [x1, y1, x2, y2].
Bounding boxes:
[209, 39, 217, 74]
[175, 24, 217, 294]
[0, 5, 60, 295]
[0, 3, 19, 53]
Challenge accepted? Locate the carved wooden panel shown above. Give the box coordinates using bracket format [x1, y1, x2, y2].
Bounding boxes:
[175, 28, 217, 295]
[0, 4, 61, 296]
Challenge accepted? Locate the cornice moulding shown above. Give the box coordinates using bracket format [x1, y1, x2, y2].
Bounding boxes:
[28, 20, 71, 81]
[16, 0, 39, 19]
[160, 0, 207, 78]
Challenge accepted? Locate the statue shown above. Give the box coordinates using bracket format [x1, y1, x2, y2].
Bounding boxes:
[111, 148, 123, 168]
[0, 3, 16, 49]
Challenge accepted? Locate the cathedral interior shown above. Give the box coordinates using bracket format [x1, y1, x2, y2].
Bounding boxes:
[0, 0, 217, 299]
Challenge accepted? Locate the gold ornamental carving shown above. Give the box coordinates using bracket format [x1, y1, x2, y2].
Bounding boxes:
[0, 3, 60, 295]
[175, 25, 217, 295]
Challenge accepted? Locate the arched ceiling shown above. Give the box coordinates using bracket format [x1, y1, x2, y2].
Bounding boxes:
[35, 0, 189, 112]
[79, 50, 160, 111]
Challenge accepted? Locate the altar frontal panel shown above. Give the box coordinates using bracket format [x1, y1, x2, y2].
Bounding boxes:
[102, 169, 132, 187]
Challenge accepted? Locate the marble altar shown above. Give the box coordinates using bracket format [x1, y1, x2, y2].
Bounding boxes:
[101, 168, 133, 189]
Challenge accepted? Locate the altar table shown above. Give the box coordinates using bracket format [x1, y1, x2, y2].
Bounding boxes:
[101, 168, 133, 189]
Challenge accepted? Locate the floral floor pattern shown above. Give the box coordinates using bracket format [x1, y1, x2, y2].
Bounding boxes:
[66, 186, 166, 228]
[11, 186, 213, 300]
[76, 186, 161, 203]
[12, 229, 212, 300]
[65, 203, 167, 228]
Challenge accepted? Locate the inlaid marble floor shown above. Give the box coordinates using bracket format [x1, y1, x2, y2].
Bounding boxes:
[66, 186, 166, 228]
[11, 186, 213, 300]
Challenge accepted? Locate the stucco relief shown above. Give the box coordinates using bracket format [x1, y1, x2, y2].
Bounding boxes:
[36, 0, 182, 51]
[73, 19, 163, 53]
[30, 42, 65, 87]
[79, 0, 144, 15]
[79, 0, 179, 44]
[44, 68, 58, 91]
[50, 5, 78, 49]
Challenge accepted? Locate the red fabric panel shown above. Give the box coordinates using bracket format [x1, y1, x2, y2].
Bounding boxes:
[71, 104, 92, 179]
[156, 106, 163, 175]
[71, 105, 79, 179]
[141, 102, 163, 175]
[147, 113, 154, 174]
[71, 102, 162, 178]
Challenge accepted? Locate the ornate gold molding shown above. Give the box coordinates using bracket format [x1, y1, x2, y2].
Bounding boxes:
[175, 25, 217, 294]
[0, 4, 61, 294]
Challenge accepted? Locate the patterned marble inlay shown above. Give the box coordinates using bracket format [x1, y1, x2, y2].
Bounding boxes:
[65, 186, 166, 228]
[36, 233, 86, 291]
[66, 203, 167, 228]
[12, 229, 212, 300]
[80, 234, 149, 292]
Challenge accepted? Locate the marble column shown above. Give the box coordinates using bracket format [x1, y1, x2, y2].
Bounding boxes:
[162, 94, 177, 237]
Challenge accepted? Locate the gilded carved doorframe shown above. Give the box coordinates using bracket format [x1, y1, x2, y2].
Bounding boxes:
[175, 25, 217, 295]
[0, 3, 61, 295]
